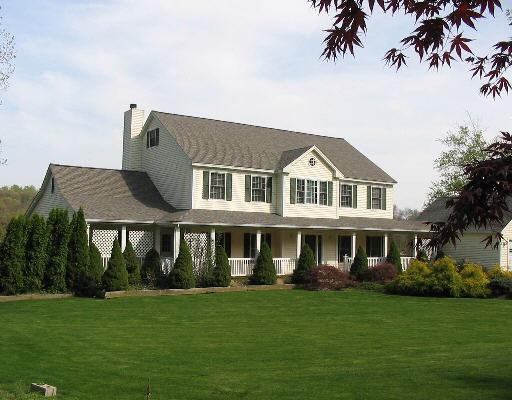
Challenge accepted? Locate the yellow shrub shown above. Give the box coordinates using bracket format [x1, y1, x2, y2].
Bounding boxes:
[487, 265, 512, 280]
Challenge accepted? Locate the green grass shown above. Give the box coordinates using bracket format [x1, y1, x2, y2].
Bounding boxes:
[1, 290, 512, 400]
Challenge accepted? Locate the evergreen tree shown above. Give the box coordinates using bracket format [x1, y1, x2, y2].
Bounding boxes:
[292, 244, 315, 284]
[0, 216, 26, 294]
[197, 241, 215, 288]
[169, 240, 195, 289]
[66, 208, 90, 293]
[124, 241, 141, 286]
[78, 243, 104, 297]
[213, 245, 231, 287]
[350, 245, 368, 280]
[386, 240, 402, 274]
[141, 248, 162, 287]
[249, 241, 277, 285]
[102, 240, 128, 291]
[45, 208, 69, 292]
[24, 215, 48, 293]
[416, 249, 429, 262]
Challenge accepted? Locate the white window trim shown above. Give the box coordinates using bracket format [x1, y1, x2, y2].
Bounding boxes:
[294, 177, 331, 207]
[250, 174, 268, 203]
[340, 183, 353, 208]
[209, 171, 226, 200]
[371, 186, 383, 210]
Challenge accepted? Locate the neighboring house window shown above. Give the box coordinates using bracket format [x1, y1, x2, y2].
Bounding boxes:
[210, 172, 226, 200]
[251, 176, 266, 202]
[306, 180, 318, 204]
[319, 181, 328, 206]
[340, 184, 352, 207]
[372, 187, 383, 209]
[146, 128, 160, 148]
[296, 179, 306, 204]
[366, 236, 384, 257]
[51, 177, 55, 194]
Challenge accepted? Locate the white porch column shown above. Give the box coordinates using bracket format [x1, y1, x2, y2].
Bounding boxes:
[210, 227, 216, 253]
[154, 226, 161, 253]
[86, 223, 91, 245]
[413, 234, 418, 258]
[256, 230, 262, 254]
[173, 225, 181, 260]
[296, 231, 302, 258]
[120, 225, 127, 251]
[351, 232, 357, 257]
[384, 233, 388, 258]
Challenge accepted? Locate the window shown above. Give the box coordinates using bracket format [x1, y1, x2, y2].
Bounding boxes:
[210, 172, 226, 200]
[244, 233, 257, 258]
[340, 184, 352, 207]
[51, 177, 55, 194]
[306, 180, 318, 204]
[161, 233, 172, 255]
[146, 128, 159, 148]
[251, 176, 266, 202]
[296, 179, 305, 204]
[372, 187, 383, 209]
[309, 157, 316, 167]
[216, 232, 232, 258]
[366, 236, 384, 257]
[319, 181, 328, 206]
[338, 236, 352, 261]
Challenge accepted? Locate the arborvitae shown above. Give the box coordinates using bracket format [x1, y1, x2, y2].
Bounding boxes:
[102, 240, 129, 291]
[77, 243, 104, 297]
[213, 246, 231, 287]
[350, 245, 368, 280]
[292, 244, 316, 284]
[169, 240, 195, 289]
[66, 208, 90, 292]
[141, 248, 162, 287]
[45, 208, 69, 292]
[124, 241, 141, 286]
[0, 216, 26, 294]
[24, 215, 48, 293]
[197, 241, 215, 288]
[249, 241, 277, 285]
[386, 240, 402, 274]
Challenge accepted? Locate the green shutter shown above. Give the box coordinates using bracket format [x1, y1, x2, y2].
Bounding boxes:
[382, 187, 387, 210]
[226, 173, 232, 201]
[266, 177, 272, 203]
[245, 175, 251, 202]
[352, 185, 357, 209]
[328, 181, 333, 206]
[202, 171, 209, 199]
[290, 178, 296, 204]
[367, 186, 371, 209]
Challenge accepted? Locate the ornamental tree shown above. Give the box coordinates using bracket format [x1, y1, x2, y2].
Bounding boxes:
[386, 240, 402, 274]
[80, 243, 104, 297]
[249, 241, 277, 285]
[0, 216, 26, 294]
[24, 214, 48, 293]
[66, 208, 90, 293]
[45, 208, 69, 293]
[102, 240, 129, 291]
[213, 245, 231, 287]
[350, 245, 368, 279]
[141, 248, 162, 287]
[169, 240, 195, 289]
[124, 241, 141, 286]
[293, 244, 316, 284]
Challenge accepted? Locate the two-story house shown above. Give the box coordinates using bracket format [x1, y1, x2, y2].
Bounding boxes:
[27, 104, 428, 275]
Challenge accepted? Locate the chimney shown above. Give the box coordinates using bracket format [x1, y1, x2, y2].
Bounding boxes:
[122, 104, 145, 170]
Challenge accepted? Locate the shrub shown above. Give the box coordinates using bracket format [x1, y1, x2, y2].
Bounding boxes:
[350, 246, 368, 280]
[386, 259, 431, 296]
[141, 248, 163, 287]
[367, 263, 397, 283]
[66, 208, 90, 293]
[24, 215, 48, 293]
[490, 277, 512, 297]
[213, 246, 231, 287]
[196, 242, 215, 288]
[78, 243, 104, 297]
[249, 241, 276, 285]
[416, 249, 429, 262]
[425, 257, 463, 297]
[308, 265, 353, 290]
[169, 240, 195, 289]
[45, 208, 69, 293]
[124, 241, 141, 286]
[0, 216, 27, 295]
[102, 240, 129, 291]
[386, 241, 402, 274]
[292, 244, 316, 284]
[486, 265, 512, 280]
[460, 263, 490, 298]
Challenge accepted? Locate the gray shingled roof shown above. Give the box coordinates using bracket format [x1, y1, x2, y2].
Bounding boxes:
[154, 112, 396, 183]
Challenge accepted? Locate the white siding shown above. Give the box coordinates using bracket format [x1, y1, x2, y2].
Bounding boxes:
[500, 221, 512, 268]
[337, 181, 394, 219]
[122, 108, 145, 171]
[442, 233, 500, 268]
[140, 116, 192, 210]
[30, 175, 71, 218]
[193, 167, 278, 213]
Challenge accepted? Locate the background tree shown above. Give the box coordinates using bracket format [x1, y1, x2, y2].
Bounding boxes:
[249, 241, 277, 285]
[293, 244, 316, 284]
[0, 216, 26, 294]
[24, 214, 47, 293]
[350, 245, 368, 280]
[393, 206, 419, 221]
[169, 240, 195, 289]
[102, 240, 128, 291]
[386, 241, 402, 274]
[426, 122, 488, 206]
[45, 208, 69, 292]
[213, 245, 231, 287]
[123, 241, 141, 286]
[66, 208, 90, 293]
[141, 248, 162, 287]
[310, 1, 511, 97]
[0, 185, 37, 240]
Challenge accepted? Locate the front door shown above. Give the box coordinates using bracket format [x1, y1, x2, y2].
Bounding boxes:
[304, 234, 322, 264]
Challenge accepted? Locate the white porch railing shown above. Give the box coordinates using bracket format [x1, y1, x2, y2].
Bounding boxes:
[228, 258, 297, 277]
[101, 256, 174, 272]
[343, 256, 415, 271]
[273, 258, 297, 276]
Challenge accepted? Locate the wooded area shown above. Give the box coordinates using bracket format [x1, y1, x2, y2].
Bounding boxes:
[0, 185, 37, 239]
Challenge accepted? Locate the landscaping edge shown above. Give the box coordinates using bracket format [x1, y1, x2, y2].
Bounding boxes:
[0, 293, 73, 303]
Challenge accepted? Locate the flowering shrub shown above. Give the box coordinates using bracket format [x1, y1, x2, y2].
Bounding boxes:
[426, 257, 463, 297]
[308, 265, 353, 291]
[460, 263, 490, 298]
[386, 259, 431, 296]
[486, 265, 512, 280]
[366, 263, 397, 283]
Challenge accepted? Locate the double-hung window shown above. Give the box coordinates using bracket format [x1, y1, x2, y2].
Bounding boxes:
[319, 181, 328, 206]
[306, 180, 318, 204]
[146, 128, 159, 148]
[340, 184, 353, 207]
[251, 176, 266, 202]
[210, 172, 226, 200]
[296, 179, 306, 204]
[372, 187, 383, 210]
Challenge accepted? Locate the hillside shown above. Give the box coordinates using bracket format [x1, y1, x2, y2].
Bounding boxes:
[0, 185, 37, 239]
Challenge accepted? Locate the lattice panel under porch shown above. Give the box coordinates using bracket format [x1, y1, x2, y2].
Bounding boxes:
[183, 231, 209, 272]
[91, 229, 119, 258]
[128, 230, 154, 258]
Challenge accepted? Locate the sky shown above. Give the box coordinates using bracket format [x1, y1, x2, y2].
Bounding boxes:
[0, 0, 510, 210]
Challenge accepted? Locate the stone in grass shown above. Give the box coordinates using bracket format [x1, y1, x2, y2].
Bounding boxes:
[31, 383, 57, 397]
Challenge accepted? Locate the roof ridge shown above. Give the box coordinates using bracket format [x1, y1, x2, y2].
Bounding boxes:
[153, 111, 350, 143]
[50, 163, 146, 173]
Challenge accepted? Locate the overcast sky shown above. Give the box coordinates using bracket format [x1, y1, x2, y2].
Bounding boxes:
[0, 1, 510, 209]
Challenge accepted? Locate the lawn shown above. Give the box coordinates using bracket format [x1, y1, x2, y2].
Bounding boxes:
[1, 290, 512, 400]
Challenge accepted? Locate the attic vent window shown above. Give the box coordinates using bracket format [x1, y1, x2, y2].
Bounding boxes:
[51, 177, 55, 194]
[146, 128, 160, 148]
[309, 157, 316, 167]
